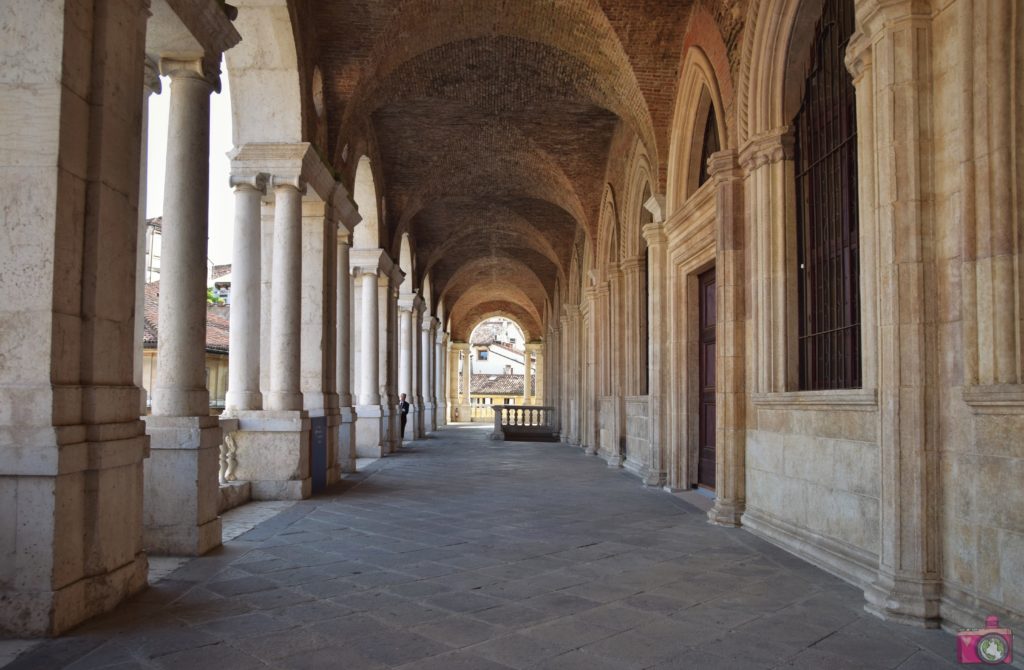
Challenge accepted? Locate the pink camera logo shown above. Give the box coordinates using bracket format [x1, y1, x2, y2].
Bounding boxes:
[957, 615, 1013, 664]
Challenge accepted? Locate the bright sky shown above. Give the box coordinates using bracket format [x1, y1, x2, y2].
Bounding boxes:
[146, 68, 236, 265]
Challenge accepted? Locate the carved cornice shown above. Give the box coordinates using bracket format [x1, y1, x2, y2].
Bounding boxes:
[739, 127, 795, 171]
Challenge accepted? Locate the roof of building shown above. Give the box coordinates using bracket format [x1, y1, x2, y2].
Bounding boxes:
[490, 342, 525, 357]
[471, 373, 524, 396]
[146, 216, 162, 232]
[211, 263, 232, 280]
[470, 321, 503, 345]
[143, 282, 230, 354]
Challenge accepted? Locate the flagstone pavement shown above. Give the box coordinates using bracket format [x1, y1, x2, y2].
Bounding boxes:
[4, 424, 959, 670]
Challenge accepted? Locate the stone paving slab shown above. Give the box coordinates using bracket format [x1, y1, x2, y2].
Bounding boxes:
[3, 424, 958, 669]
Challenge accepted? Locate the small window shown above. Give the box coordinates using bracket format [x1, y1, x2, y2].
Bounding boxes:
[478, 350, 488, 360]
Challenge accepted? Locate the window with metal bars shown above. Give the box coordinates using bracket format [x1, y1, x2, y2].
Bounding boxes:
[793, 0, 861, 390]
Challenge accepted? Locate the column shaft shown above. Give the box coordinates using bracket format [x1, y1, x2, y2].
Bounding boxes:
[266, 182, 304, 411]
[151, 68, 213, 417]
[399, 307, 413, 397]
[225, 178, 265, 411]
[336, 235, 353, 406]
[360, 271, 380, 406]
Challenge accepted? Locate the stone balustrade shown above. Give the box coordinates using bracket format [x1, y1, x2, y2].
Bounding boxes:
[490, 405, 559, 441]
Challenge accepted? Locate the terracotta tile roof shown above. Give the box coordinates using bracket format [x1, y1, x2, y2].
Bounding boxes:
[143, 281, 230, 354]
[471, 373, 524, 396]
[146, 216, 162, 232]
[211, 263, 232, 280]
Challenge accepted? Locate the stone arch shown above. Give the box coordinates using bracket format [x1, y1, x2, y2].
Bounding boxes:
[398, 232, 415, 290]
[666, 46, 730, 211]
[737, 0, 828, 144]
[596, 185, 620, 283]
[422, 274, 433, 315]
[226, 0, 304, 145]
[621, 140, 656, 261]
[454, 309, 536, 344]
[352, 155, 382, 249]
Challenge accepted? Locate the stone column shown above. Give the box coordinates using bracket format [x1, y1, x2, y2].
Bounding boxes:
[224, 173, 267, 412]
[851, 1, 941, 627]
[383, 265, 403, 452]
[456, 342, 473, 419]
[266, 178, 304, 411]
[397, 296, 414, 439]
[707, 150, 747, 527]
[641, 196, 667, 488]
[351, 259, 386, 457]
[359, 268, 380, 406]
[534, 344, 544, 405]
[134, 58, 160, 414]
[144, 57, 222, 556]
[300, 200, 340, 486]
[582, 289, 598, 454]
[336, 230, 356, 472]
[523, 345, 533, 407]
[411, 297, 424, 438]
[423, 317, 437, 431]
[435, 330, 448, 427]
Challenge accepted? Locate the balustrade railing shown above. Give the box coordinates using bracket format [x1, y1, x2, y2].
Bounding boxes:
[490, 405, 558, 441]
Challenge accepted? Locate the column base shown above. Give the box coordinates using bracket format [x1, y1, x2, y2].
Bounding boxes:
[407, 407, 420, 441]
[143, 415, 223, 556]
[864, 573, 942, 628]
[707, 498, 745, 527]
[338, 406, 357, 473]
[225, 410, 312, 501]
[355, 404, 387, 457]
[424, 400, 436, 432]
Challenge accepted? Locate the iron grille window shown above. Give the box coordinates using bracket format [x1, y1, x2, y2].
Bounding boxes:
[794, 0, 861, 390]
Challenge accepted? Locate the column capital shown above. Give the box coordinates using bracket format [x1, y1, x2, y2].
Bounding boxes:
[641, 222, 666, 247]
[422, 316, 439, 332]
[620, 255, 644, 273]
[436, 330, 449, 346]
[739, 127, 795, 171]
[159, 56, 220, 90]
[270, 174, 307, 195]
[144, 56, 162, 95]
[642, 193, 667, 224]
[337, 227, 353, 246]
[707, 149, 743, 184]
[451, 341, 471, 351]
[230, 172, 268, 194]
[397, 293, 417, 313]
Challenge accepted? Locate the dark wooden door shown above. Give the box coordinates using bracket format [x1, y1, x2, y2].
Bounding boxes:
[698, 269, 716, 489]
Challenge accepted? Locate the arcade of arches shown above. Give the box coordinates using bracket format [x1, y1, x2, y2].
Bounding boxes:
[1, 0, 1022, 643]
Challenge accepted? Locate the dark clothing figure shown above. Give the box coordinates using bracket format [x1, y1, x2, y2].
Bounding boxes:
[399, 399, 410, 437]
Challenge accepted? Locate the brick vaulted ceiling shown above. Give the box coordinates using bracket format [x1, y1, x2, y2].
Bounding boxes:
[296, 0, 694, 340]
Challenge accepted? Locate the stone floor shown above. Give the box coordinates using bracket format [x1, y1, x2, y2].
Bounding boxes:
[4, 424, 960, 669]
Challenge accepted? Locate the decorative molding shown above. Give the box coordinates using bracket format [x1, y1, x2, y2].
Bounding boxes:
[962, 385, 1024, 414]
[742, 507, 878, 590]
[738, 127, 795, 171]
[751, 388, 878, 410]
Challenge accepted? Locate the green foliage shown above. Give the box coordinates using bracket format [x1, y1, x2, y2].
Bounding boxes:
[207, 287, 225, 305]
